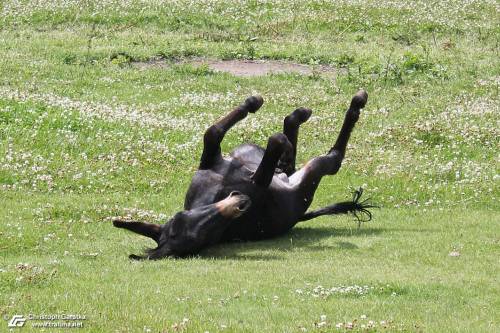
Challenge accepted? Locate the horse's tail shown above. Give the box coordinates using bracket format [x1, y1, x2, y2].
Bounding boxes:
[298, 188, 377, 225]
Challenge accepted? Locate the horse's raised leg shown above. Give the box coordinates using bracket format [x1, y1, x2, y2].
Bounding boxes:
[277, 107, 312, 176]
[199, 96, 263, 170]
[252, 133, 292, 187]
[290, 90, 368, 210]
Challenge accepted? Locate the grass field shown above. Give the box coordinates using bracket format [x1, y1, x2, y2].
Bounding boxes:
[1, 1, 499, 332]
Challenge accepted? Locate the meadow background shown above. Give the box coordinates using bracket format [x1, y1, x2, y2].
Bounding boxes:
[0, 1, 498, 332]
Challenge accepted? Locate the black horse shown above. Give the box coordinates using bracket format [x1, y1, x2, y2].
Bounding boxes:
[113, 90, 375, 259]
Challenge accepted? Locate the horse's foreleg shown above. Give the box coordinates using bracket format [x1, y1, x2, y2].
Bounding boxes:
[278, 107, 312, 175]
[199, 96, 263, 170]
[252, 133, 292, 187]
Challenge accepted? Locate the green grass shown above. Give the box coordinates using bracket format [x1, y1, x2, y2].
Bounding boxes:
[0, 1, 499, 332]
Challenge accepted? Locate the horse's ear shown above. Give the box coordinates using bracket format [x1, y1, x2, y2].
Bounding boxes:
[129, 254, 147, 260]
[113, 220, 161, 243]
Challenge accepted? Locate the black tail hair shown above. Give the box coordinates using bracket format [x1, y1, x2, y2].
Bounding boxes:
[298, 188, 378, 226]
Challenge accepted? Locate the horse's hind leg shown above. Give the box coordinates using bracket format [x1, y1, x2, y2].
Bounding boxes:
[290, 90, 368, 209]
[199, 96, 263, 170]
[278, 107, 312, 175]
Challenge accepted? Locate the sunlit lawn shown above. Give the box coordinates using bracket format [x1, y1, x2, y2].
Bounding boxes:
[0, 1, 498, 332]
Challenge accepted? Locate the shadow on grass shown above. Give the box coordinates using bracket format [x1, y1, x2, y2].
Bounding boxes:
[200, 226, 385, 260]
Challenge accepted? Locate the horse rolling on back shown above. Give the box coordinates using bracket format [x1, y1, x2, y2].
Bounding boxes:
[113, 90, 375, 259]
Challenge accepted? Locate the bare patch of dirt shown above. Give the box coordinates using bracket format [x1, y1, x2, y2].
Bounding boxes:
[199, 59, 313, 76]
[133, 58, 337, 77]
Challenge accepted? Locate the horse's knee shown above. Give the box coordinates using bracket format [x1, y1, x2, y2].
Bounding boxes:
[309, 151, 342, 175]
[325, 151, 342, 175]
[327, 159, 342, 175]
[267, 133, 292, 153]
[203, 125, 223, 146]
